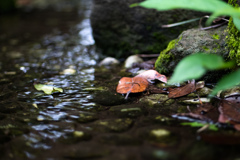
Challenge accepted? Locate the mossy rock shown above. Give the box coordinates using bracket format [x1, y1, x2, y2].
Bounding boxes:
[226, 0, 240, 65]
[155, 25, 231, 82]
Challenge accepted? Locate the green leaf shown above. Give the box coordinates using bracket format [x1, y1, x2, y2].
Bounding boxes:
[168, 53, 234, 83]
[133, 0, 240, 28]
[233, 17, 240, 31]
[34, 84, 63, 95]
[210, 69, 240, 96]
[181, 122, 218, 131]
[137, 0, 232, 12]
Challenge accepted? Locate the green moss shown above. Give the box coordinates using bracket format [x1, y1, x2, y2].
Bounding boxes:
[155, 38, 179, 73]
[212, 34, 220, 40]
[202, 46, 210, 52]
[226, 0, 240, 65]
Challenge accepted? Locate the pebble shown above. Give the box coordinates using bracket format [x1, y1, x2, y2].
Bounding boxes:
[124, 55, 143, 68]
[99, 57, 120, 66]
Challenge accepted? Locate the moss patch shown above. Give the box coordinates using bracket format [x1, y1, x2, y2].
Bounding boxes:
[154, 38, 180, 73]
[226, 0, 240, 65]
[212, 34, 220, 40]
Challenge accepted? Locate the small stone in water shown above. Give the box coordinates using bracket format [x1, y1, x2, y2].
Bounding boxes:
[99, 57, 120, 66]
[61, 68, 76, 75]
[124, 55, 143, 68]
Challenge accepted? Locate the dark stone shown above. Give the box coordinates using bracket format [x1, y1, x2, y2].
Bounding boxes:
[78, 112, 98, 123]
[58, 131, 92, 144]
[91, 0, 207, 58]
[93, 118, 133, 132]
[92, 90, 127, 106]
[109, 104, 144, 118]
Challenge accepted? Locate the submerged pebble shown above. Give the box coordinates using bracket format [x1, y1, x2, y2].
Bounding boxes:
[139, 94, 175, 107]
[93, 118, 133, 132]
[78, 112, 98, 123]
[109, 104, 143, 118]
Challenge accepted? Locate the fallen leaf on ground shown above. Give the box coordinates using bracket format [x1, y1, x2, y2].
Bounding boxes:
[135, 69, 167, 83]
[168, 79, 196, 98]
[174, 103, 217, 122]
[218, 95, 240, 123]
[116, 77, 149, 99]
[34, 84, 63, 94]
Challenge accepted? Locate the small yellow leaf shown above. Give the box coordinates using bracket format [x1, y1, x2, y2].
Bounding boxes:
[34, 84, 63, 94]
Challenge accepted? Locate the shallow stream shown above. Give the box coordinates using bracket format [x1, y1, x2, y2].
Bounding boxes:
[1, 0, 240, 160]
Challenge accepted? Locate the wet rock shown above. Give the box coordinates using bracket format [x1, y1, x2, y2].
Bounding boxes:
[109, 104, 144, 118]
[178, 98, 211, 105]
[0, 101, 30, 114]
[59, 131, 91, 144]
[93, 90, 126, 106]
[136, 115, 175, 128]
[91, 0, 206, 58]
[138, 127, 178, 146]
[154, 115, 175, 125]
[220, 86, 240, 99]
[93, 118, 133, 132]
[155, 25, 229, 82]
[188, 87, 212, 97]
[78, 112, 98, 123]
[124, 55, 143, 68]
[99, 57, 120, 66]
[139, 94, 175, 107]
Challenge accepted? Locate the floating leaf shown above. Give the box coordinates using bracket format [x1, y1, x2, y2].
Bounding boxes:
[34, 84, 63, 95]
[181, 122, 218, 131]
[135, 69, 167, 83]
[116, 77, 149, 99]
[168, 53, 234, 83]
[210, 69, 240, 96]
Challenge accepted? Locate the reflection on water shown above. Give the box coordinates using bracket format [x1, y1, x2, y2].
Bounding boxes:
[26, 0, 98, 144]
[0, 0, 100, 158]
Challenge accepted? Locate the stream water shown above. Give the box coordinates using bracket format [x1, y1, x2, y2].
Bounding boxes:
[1, 0, 240, 160]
